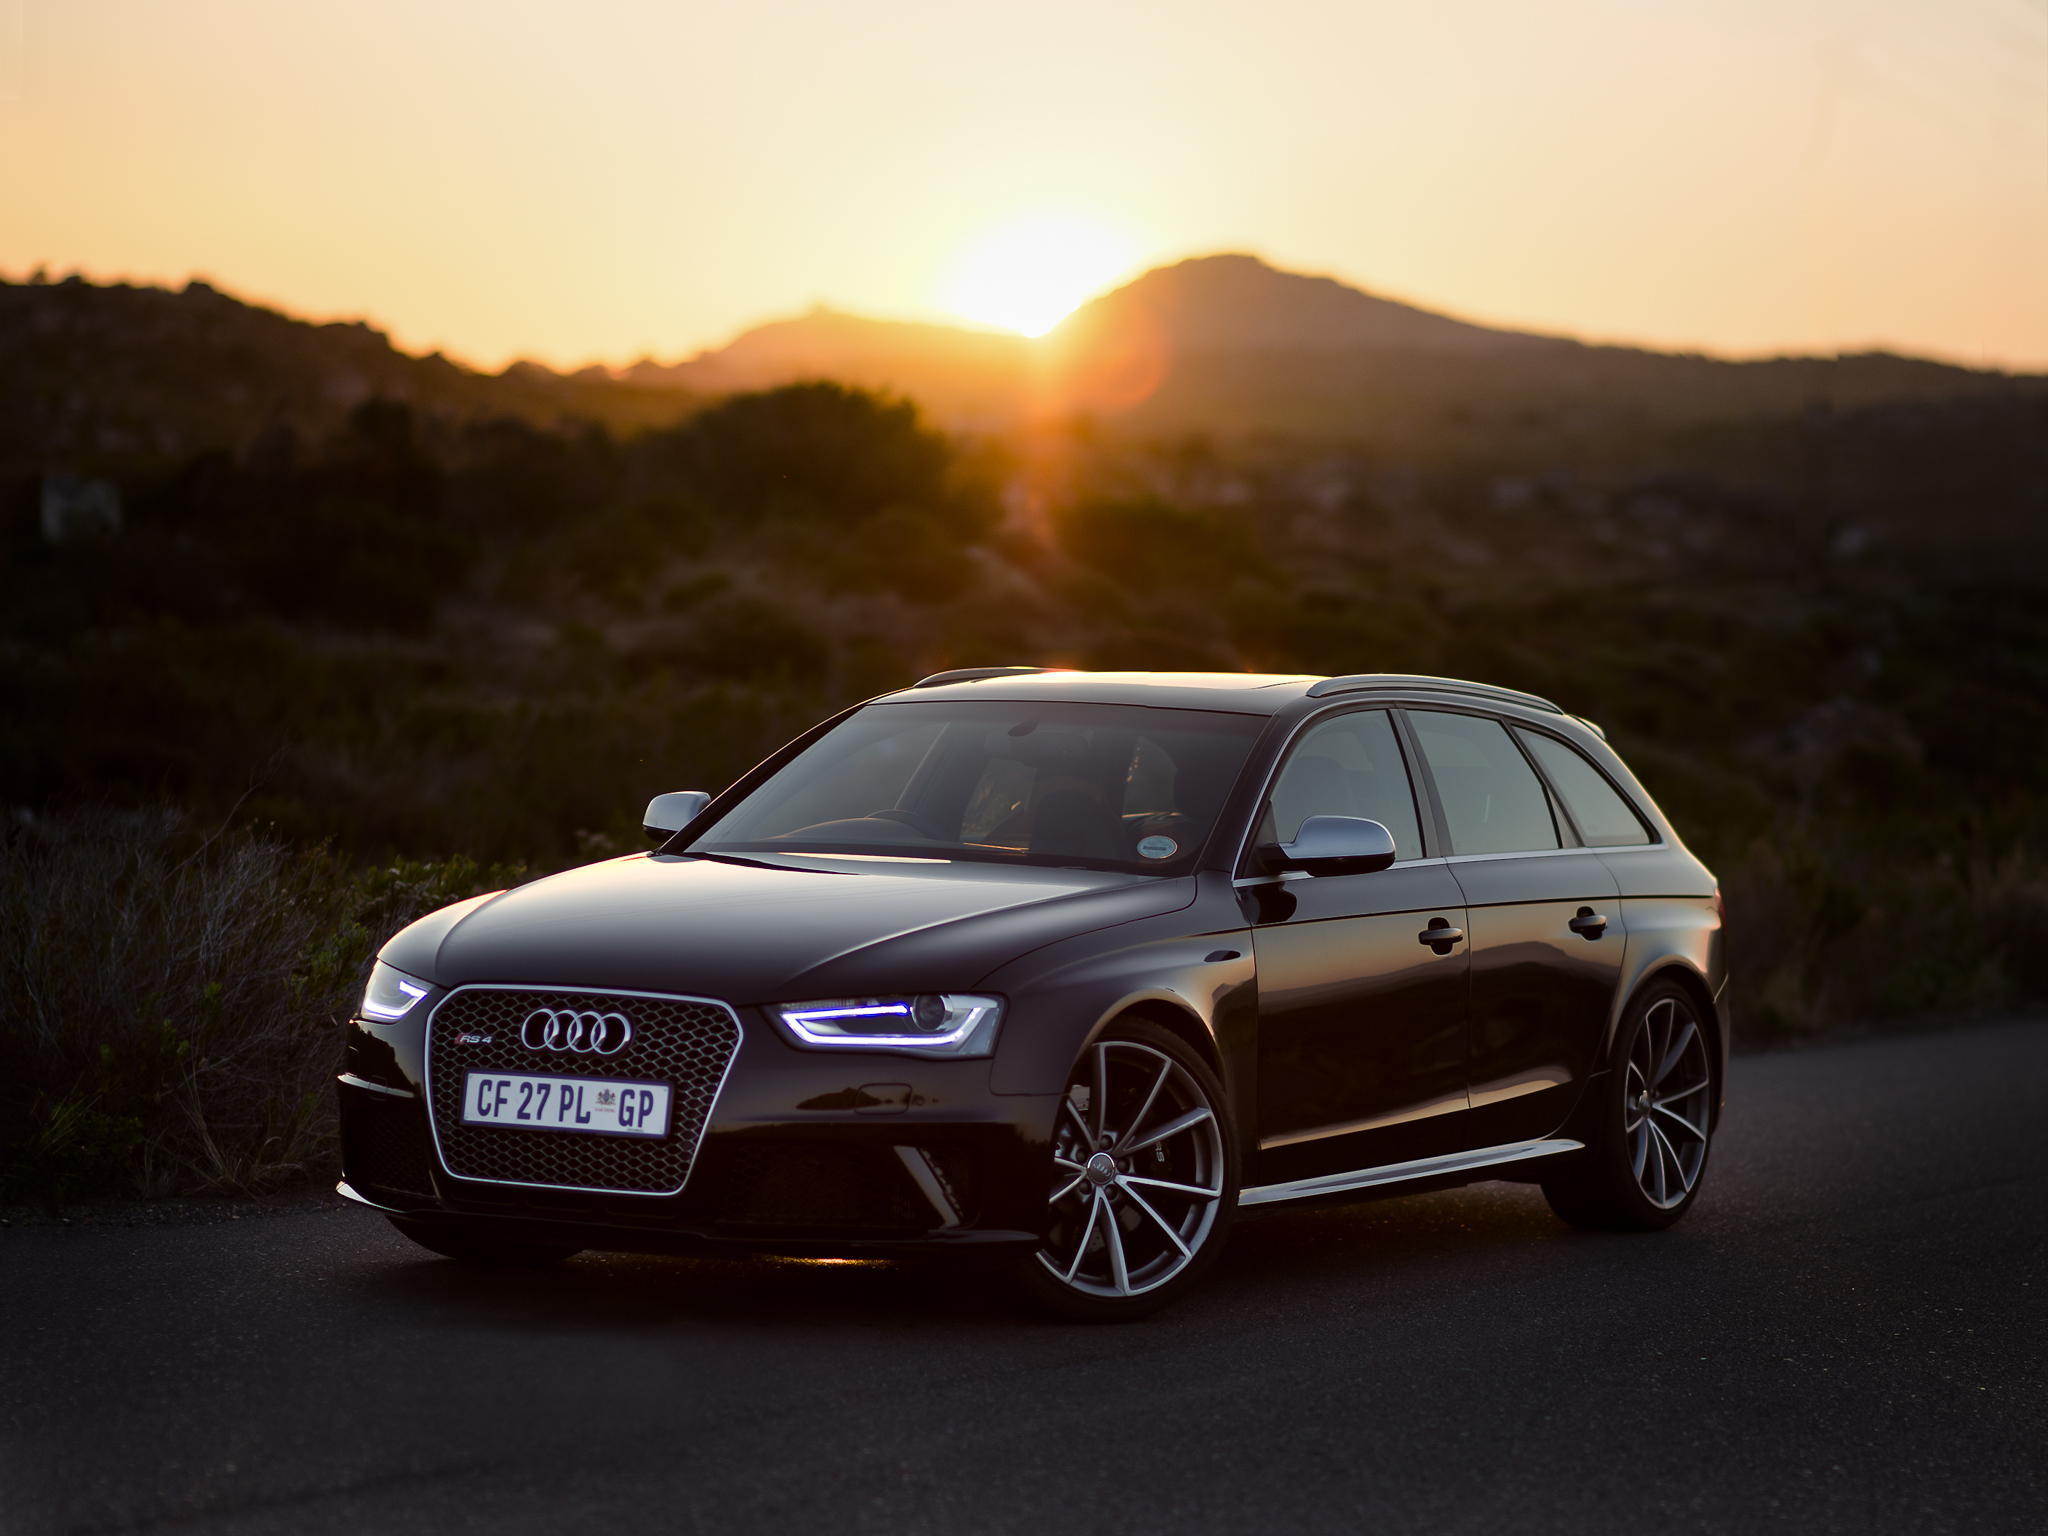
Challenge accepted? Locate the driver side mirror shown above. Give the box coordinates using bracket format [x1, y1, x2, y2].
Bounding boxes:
[1260, 815, 1398, 877]
[643, 790, 711, 843]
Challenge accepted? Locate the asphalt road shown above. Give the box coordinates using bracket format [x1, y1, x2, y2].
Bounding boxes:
[4, 1021, 2043, 1536]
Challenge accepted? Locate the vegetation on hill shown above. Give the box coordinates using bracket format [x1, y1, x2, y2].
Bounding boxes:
[0, 273, 702, 483]
[3, 282, 2044, 1204]
[9, 265, 2038, 477]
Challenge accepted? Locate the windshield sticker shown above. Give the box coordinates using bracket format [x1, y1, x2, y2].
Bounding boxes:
[1136, 835, 1179, 860]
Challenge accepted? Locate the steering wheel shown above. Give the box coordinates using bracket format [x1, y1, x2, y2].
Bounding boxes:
[864, 807, 946, 840]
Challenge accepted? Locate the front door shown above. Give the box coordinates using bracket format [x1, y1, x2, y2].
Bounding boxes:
[1249, 708, 1473, 1186]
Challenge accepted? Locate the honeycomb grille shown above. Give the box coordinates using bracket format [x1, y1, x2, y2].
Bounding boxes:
[426, 987, 740, 1194]
[340, 1094, 437, 1202]
[694, 1140, 931, 1233]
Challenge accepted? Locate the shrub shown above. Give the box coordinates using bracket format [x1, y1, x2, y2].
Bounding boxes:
[0, 813, 524, 1204]
[672, 592, 831, 681]
[1050, 495, 1273, 592]
[671, 382, 959, 524]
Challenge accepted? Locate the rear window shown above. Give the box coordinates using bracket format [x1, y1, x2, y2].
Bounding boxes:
[1516, 729, 1653, 847]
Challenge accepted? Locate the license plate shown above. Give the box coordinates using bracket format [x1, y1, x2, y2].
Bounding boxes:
[460, 1071, 671, 1138]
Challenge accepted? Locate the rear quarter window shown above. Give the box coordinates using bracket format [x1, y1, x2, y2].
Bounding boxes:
[1516, 729, 1653, 847]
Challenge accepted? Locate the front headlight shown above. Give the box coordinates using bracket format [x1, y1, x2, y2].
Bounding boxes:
[360, 959, 432, 1021]
[767, 994, 1003, 1057]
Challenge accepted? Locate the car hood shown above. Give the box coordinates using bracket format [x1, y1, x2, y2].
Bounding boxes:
[382, 851, 1195, 1002]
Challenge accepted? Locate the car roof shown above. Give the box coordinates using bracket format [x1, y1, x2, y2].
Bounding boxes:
[872, 668, 1571, 721]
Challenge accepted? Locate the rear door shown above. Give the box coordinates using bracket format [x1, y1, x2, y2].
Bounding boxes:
[1247, 707, 1473, 1186]
[1403, 708, 1625, 1148]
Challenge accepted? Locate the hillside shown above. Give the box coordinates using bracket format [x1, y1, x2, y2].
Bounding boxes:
[6, 262, 2039, 491]
[1050, 252, 1562, 355]
[0, 274, 701, 481]
[4, 312, 2045, 1195]
[620, 307, 1031, 426]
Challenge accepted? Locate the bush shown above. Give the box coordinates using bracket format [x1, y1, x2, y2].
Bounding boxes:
[1717, 824, 2048, 1041]
[1051, 495, 1273, 592]
[0, 813, 525, 1204]
[669, 382, 961, 524]
[671, 592, 831, 681]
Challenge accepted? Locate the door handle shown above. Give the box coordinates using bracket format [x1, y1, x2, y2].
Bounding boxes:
[1418, 918, 1465, 951]
[1568, 907, 1608, 939]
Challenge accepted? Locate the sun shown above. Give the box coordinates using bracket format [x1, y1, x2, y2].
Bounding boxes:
[943, 213, 1139, 337]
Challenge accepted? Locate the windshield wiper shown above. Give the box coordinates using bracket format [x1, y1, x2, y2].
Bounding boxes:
[672, 849, 842, 874]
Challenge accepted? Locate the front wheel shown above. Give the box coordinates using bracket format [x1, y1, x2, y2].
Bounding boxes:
[1542, 981, 1717, 1231]
[1016, 1020, 1239, 1322]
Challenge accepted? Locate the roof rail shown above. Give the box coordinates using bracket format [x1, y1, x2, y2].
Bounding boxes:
[910, 665, 1059, 689]
[1305, 673, 1565, 715]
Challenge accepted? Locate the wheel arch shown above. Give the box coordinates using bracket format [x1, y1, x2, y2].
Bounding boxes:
[1089, 994, 1225, 1080]
[1072, 991, 1248, 1162]
[1615, 960, 1726, 1127]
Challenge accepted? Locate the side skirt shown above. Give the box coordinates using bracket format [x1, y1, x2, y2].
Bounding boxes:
[1237, 1137, 1584, 1208]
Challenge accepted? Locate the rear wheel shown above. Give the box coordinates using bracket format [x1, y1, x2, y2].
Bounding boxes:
[1016, 1020, 1238, 1322]
[1542, 981, 1716, 1231]
[387, 1216, 582, 1267]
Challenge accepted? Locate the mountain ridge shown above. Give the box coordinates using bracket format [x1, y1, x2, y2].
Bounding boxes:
[627, 253, 2032, 434]
[1048, 252, 1568, 356]
[3, 256, 2039, 483]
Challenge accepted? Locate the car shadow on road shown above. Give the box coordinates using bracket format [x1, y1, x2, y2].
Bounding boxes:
[336, 1178, 1617, 1331]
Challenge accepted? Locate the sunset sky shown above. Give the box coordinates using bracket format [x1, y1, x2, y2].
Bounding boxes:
[3, 0, 2044, 370]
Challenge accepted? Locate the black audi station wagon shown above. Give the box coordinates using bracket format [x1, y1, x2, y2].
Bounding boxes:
[339, 669, 1727, 1319]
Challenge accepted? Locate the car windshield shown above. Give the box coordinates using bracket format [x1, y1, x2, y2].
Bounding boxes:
[688, 699, 1265, 874]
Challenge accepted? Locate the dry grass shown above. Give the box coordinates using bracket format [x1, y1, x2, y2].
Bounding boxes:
[0, 812, 521, 1203]
[1719, 829, 2048, 1043]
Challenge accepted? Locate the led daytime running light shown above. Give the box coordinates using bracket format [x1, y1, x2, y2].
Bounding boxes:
[360, 960, 431, 1021]
[772, 995, 1002, 1054]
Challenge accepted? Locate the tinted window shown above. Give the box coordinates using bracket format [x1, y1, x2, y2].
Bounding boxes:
[1517, 729, 1652, 846]
[1408, 710, 1559, 855]
[695, 700, 1263, 874]
[1264, 709, 1423, 861]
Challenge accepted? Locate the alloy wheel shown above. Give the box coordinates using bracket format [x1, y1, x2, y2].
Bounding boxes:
[1625, 995, 1712, 1210]
[1036, 1039, 1227, 1299]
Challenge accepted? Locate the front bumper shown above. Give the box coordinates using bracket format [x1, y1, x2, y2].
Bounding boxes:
[337, 1009, 1059, 1258]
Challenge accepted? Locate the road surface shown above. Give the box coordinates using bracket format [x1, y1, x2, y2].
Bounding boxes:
[3, 1020, 2043, 1535]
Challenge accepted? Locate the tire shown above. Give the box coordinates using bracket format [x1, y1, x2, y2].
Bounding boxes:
[1542, 980, 1717, 1232]
[1015, 1019, 1239, 1322]
[387, 1215, 583, 1267]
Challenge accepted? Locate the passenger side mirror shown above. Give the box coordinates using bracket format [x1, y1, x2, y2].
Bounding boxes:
[643, 790, 711, 843]
[1263, 815, 1398, 877]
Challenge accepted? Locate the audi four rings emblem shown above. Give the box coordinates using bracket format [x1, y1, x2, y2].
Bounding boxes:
[520, 1007, 633, 1055]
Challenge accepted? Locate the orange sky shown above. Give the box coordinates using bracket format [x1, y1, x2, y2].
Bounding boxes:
[3, 0, 2044, 371]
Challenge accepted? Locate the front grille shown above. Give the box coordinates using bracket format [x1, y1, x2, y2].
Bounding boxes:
[426, 986, 741, 1195]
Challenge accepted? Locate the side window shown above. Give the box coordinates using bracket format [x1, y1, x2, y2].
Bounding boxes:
[1407, 710, 1560, 856]
[1516, 729, 1652, 847]
[1264, 710, 1423, 861]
